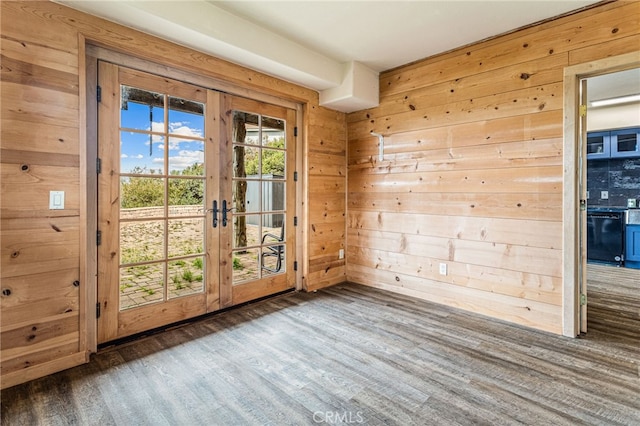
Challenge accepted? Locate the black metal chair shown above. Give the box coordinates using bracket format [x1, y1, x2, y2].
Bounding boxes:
[261, 225, 284, 273]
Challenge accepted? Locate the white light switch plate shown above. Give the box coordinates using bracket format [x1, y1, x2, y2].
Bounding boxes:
[49, 191, 65, 209]
[601, 191, 608, 200]
[439, 263, 447, 276]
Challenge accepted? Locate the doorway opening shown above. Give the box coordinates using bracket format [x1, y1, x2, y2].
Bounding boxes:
[562, 52, 640, 337]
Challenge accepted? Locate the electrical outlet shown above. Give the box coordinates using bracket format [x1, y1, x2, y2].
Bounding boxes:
[439, 263, 447, 276]
[601, 191, 608, 200]
[586, 190, 590, 200]
[338, 249, 344, 259]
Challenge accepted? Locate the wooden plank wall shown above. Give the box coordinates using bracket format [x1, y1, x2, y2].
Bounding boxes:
[0, 0, 345, 388]
[306, 105, 347, 291]
[346, 1, 640, 334]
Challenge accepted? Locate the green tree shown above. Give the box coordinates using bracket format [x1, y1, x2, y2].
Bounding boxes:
[245, 138, 285, 176]
[121, 164, 205, 208]
[121, 167, 163, 208]
[169, 163, 204, 206]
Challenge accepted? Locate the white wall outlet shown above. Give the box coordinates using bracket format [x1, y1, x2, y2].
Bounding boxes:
[49, 191, 65, 210]
[338, 249, 344, 259]
[586, 190, 590, 200]
[439, 263, 447, 276]
[601, 191, 609, 200]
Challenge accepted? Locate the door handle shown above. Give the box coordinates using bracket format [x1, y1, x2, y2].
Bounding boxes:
[222, 200, 229, 227]
[209, 200, 218, 228]
[222, 200, 237, 227]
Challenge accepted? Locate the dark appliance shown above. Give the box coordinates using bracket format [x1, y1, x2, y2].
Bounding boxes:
[586, 208, 625, 266]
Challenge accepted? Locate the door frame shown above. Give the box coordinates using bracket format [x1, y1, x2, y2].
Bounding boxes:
[84, 45, 306, 351]
[562, 51, 640, 337]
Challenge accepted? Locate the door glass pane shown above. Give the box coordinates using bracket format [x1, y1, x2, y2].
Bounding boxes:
[261, 147, 285, 178]
[262, 115, 285, 147]
[168, 139, 205, 176]
[168, 218, 204, 258]
[233, 145, 259, 177]
[262, 214, 284, 238]
[234, 180, 260, 213]
[168, 96, 204, 137]
[233, 248, 259, 284]
[262, 181, 285, 212]
[233, 111, 260, 145]
[168, 177, 205, 216]
[121, 86, 164, 132]
[120, 263, 164, 310]
[169, 258, 204, 299]
[120, 177, 165, 211]
[120, 132, 165, 174]
[261, 214, 285, 276]
[233, 214, 260, 249]
[120, 220, 165, 264]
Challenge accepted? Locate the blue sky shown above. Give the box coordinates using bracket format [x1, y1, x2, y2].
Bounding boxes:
[120, 100, 204, 174]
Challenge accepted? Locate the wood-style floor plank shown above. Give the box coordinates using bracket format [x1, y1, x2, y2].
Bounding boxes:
[2, 280, 639, 425]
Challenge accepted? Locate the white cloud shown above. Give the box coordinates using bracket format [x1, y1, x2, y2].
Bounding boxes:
[121, 153, 128, 158]
[144, 121, 203, 150]
[168, 149, 204, 171]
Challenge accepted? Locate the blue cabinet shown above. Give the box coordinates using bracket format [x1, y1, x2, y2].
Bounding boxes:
[587, 127, 640, 160]
[626, 224, 640, 269]
[611, 127, 640, 158]
[586, 131, 610, 159]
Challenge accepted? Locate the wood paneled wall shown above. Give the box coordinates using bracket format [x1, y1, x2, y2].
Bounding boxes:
[0, 1, 345, 388]
[346, 1, 640, 334]
[306, 105, 347, 291]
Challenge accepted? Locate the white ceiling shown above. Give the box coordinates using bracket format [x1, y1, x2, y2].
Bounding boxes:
[210, 0, 599, 73]
[59, 0, 612, 111]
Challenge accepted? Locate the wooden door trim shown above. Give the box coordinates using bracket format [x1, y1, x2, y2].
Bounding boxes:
[562, 51, 640, 337]
[86, 45, 301, 111]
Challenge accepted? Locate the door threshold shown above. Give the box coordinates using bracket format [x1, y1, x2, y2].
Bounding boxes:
[97, 288, 297, 351]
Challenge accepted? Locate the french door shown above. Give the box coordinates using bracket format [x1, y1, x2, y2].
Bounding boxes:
[97, 63, 296, 343]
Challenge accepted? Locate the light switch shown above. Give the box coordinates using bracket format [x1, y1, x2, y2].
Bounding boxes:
[439, 263, 447, 276]
[49, 191, 65, 209]
[601, 191, 608, 200]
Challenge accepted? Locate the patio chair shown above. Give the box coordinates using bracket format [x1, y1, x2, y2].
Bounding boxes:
[261, 225, 284, 273]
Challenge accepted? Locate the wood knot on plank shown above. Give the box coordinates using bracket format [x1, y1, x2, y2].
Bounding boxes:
[20, 164, 29, 172]
[520, 73, 531, 80]
[10, 250, 20, 259]
[1, 288, 11, 297]
[611, 28, 619, 34]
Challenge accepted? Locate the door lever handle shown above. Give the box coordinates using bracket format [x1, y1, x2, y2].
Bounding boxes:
[210, 200, 219, 228]
[222, 200, 229, 227]
[221, 200, 238, 227]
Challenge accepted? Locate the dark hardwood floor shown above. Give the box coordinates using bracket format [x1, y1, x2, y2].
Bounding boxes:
[2, 281, 639, 425]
